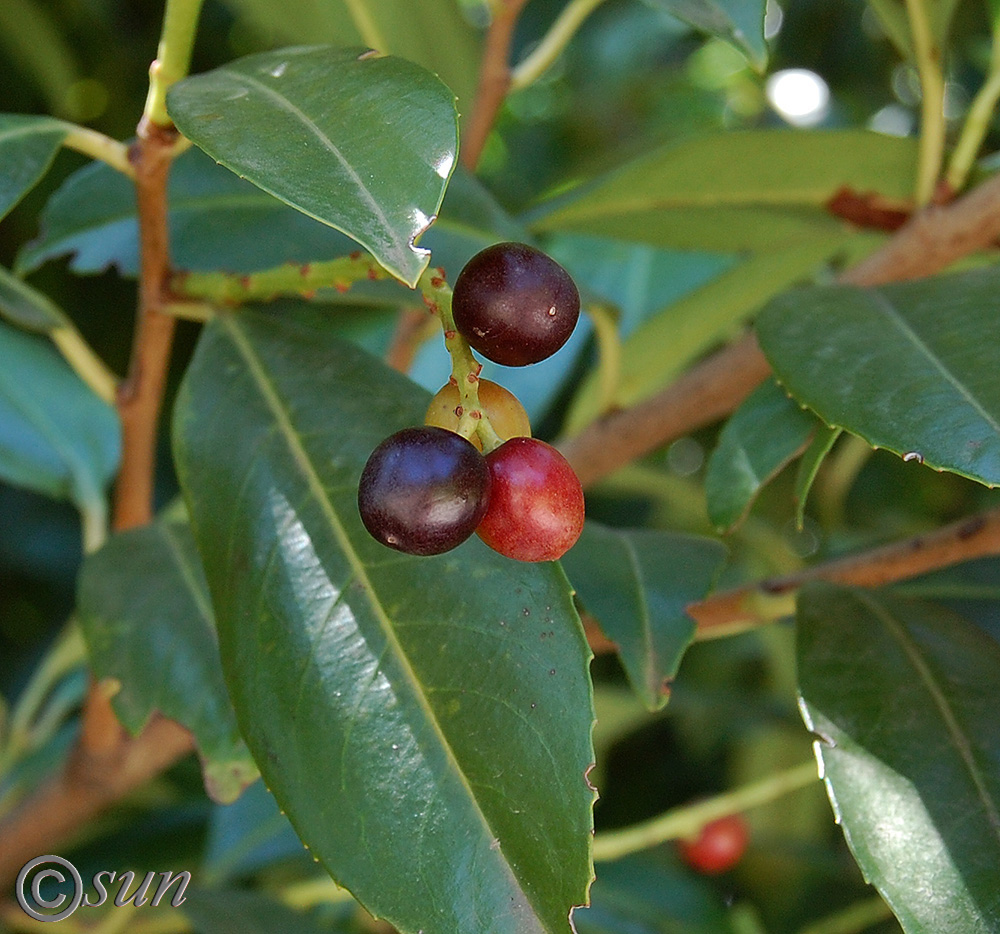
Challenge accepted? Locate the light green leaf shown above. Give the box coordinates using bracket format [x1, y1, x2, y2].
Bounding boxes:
[562, 521, 726, 710]
[215, 0, 481, 113]
[173, 308, 596, 934]
[562, 233, 851, 433]
[0, 113, 67, 221]
[77, 510, 258, 804]
[798, 584, 1000, 933]
[756, 265, 1000, 487]
[167, 46, 459, 286]
[529, 131, 918, 252]
[641, 0, 767, 69]
[0, 319, 118, 511]
[793, 425, 841, 528]
[705, 380, 819, 532]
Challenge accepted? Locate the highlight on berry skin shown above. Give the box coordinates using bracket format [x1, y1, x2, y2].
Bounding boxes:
[476, 437, 585, 563]
[452, 242, 580, 367]
[358, 426, 491, 556]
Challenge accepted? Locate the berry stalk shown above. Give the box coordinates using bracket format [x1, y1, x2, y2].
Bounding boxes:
[418, 268, 503, 453]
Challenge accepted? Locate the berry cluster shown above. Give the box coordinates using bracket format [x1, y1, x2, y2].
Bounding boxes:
[358, 242, 585, 562]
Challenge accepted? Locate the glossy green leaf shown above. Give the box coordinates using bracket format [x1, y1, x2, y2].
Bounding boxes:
[529, 131, 917, 252]
[77, 510, 257, 804]
[798, 584, 1000, 933]
[0, 319, 118, 510]
[167, 46, 458, 286]
[180, 888, 348, 934]
[793, 425, 841, 528]
[0, 263, 71, 333]
[0, 113, 67, 221]
[756, 265, 1000, 487]
[561, 521, 726, 710]
[574, 855, 734, 934]
[173, 308, 596, 934]
[215, 0, 481, 114]
[641, 0, 767, 69]
[705, 380, 819, 532]
[562, 232, 851, 433]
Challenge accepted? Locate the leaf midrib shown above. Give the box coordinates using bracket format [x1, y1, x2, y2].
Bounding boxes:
[218, 314, 542, 924]
[868, 290, 1000, 439]
[855, 590, 1000, 845]
[211, 68, 401, 257]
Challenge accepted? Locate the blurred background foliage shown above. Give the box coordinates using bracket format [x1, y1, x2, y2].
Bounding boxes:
[3, 0, 1000, 930]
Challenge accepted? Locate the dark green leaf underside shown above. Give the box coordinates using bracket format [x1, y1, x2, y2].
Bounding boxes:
[167, 46, 458, 286]
[173, 308, 595, 934]
[705, 379, 819, 532]
[798, 584, 1000, 933]
[757, 266, 1000, 487]
[0, 113, 67, 222]
[0, 319, 118, 509]
[0, 263, 71, 333]
[562, 522, 726, 710]
[77, 511, 257, 804]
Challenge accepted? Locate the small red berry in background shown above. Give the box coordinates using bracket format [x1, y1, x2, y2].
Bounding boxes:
[476, 437, 584, 562]
[677, 814, 750, 875]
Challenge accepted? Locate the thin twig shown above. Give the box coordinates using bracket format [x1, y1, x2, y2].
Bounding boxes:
[510, 0, 610, 91]
[384, 307, 436, 374]
[686, 506, 1000, 636]
[461, 0, 530, 170]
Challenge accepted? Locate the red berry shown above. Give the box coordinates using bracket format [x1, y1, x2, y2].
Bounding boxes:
[677, 815, 749, 875]
[358, 427, 491, 556]
[476, 438, 584, 562]
[452, 242, 580, 367]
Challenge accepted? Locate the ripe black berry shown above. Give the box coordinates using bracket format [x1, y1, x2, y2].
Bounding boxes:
[452, 242, 580, 367]
[358, 426, 491, 556]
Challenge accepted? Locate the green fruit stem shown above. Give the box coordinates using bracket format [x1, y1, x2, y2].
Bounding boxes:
[418, 268, 504, 453]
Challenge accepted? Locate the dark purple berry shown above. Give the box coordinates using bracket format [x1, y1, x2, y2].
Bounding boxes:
[358, 426, 491, 556]
[452, 242, 580, 367]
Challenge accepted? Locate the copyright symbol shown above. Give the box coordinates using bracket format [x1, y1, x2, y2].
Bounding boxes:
[15, 856, 83, 922]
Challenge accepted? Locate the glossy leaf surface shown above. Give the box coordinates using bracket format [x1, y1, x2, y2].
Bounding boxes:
[757, 266, 1000, 486]
[77, 511, 257, 803]
[167, 46, 458, 286]
[530, 131, 916, 252]
[642, 0, 767, 69]
[705, 380, 818, 532]
[0, 319, 118, 510]
[173, 308, 596, 934]
[0, 113, 66, 221]
[798, 584, 1000, 933]
[562, 521, 726, 709]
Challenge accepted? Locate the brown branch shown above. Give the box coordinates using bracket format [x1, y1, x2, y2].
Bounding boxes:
[384, 307, 436, 374]
[0, 718, 193, 887]
[0, 117, 194, 891]
[561, 332, 771, 488]
[562, 170, 1000, 491]
[461, 0, 530, 171]
[113, 119, 181, 532]
[685, 507, 1000, 637]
